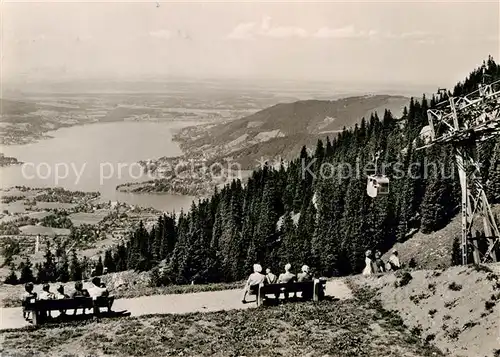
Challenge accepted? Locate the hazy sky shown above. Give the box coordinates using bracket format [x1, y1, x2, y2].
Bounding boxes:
[2, 0, 499, 88]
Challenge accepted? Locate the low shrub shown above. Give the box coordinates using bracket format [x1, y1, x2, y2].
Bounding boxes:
[446, 327, 461, 340]
[485, 300, 496, 311]
[472, 264, 493, 274]
[448, 282, 462, 291]
[425, 334, 436, 343]
[395, 272, 413, 288]
[462, 321, 478, 330]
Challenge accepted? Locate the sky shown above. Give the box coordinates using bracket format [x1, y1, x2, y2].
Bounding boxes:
[1, 0, 499, 90]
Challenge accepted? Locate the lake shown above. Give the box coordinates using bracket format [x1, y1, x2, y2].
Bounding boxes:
[0, 121, 197, 212]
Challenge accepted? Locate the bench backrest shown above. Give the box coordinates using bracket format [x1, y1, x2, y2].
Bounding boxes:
[260, 281, 315, 294]
[24, 296, 114, 311]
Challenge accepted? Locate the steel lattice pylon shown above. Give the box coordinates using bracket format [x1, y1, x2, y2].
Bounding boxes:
[425, 78, 500, 264]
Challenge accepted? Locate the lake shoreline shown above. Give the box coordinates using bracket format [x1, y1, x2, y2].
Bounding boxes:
[0, 121, 198, 212]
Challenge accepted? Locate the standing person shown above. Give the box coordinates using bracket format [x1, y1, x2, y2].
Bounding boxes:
[21, 282, 37, 320]
[374, 251, 385, 273]
[265, 268, 277, 285]
[362, 250, 373, 276]
[389, 250, 401, 271]
[242, 264, 266, 303]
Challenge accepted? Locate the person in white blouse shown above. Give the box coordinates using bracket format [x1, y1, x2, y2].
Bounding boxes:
[242, 264, 265, 303]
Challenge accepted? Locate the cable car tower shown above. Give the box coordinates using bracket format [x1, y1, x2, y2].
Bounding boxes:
[424, 73, 500, 265]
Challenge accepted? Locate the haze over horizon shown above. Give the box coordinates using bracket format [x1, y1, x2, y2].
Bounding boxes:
[2, 0, 499, 93]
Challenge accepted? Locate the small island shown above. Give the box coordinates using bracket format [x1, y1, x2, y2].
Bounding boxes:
[0, 153, 22, 167]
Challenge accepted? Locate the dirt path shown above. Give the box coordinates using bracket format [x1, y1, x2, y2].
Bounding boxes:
[0, 279, 352, 330]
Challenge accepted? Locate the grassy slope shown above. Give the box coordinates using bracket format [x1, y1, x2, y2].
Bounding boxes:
[350, 264, 500, 357]
[1, 298, 442, 357]
[383, 206, 500, 270]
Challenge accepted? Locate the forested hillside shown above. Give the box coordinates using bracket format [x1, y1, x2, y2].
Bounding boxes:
[177, 95, 409, 168]
[102, 57, 500, 286]
[11, 58, 500, 287]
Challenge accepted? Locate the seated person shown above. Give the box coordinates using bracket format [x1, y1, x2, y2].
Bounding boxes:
[38, 283, 55, 319]
[278, 263, 296, 283]
[297, 265, 312, 282]
[297, 265, 313, 299]
[38, 283, 55, 300]
[242, 264, 265, 303]
[71, 281, 90, 298]
[21, 282, 37, 320]
[55, 285, 69, 299]
[87, 277, 110, 315]
[278, 263, 296, 300]
[71, 281, 90, 316]
[388, 250, 401, 271]
[55, 285, 70, 315]
[87, 277, 108, 299]
[265, 268, 277, 285]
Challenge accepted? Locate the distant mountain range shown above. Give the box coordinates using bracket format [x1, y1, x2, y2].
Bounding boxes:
[177, 94, 409, 168]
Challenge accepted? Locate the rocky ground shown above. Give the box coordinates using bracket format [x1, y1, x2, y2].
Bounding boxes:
[350, 263, 500, 357]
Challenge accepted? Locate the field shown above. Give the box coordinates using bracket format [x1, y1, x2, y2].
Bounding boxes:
[0, 295, 442, 357]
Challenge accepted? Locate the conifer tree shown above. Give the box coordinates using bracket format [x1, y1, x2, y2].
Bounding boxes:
[19, 257, 34, 283]
[4, 264, 18, 285]
[103, 249, 115, 273]
[95, 256, 104, 276]
[41, 242, 57, 282]
[69, 250, 83, 281]
[57, 254, 70, 282]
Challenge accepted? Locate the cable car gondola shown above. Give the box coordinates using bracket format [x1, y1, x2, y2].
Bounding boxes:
[366, 151, 390, 198]
[367, 174, 389, 198]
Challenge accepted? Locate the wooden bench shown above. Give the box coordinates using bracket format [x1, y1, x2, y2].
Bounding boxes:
[24, 296, 116, 326]
[252, 279, 327, 306]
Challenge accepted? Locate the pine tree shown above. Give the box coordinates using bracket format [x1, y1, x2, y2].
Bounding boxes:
[95, 256, 104, 276]
[103, 249, 116, 273]
[69, 250, 83, 281]
[57, 254, 70, 282]
[40, 242, 57, 283]
[19, 257, 34, 283]
[4, 264, 18, 285]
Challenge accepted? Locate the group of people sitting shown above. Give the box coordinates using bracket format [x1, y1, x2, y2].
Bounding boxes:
[21, 277, 109, 321]
[362, 249, 401, 276]
[241, 263, 313, 303]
